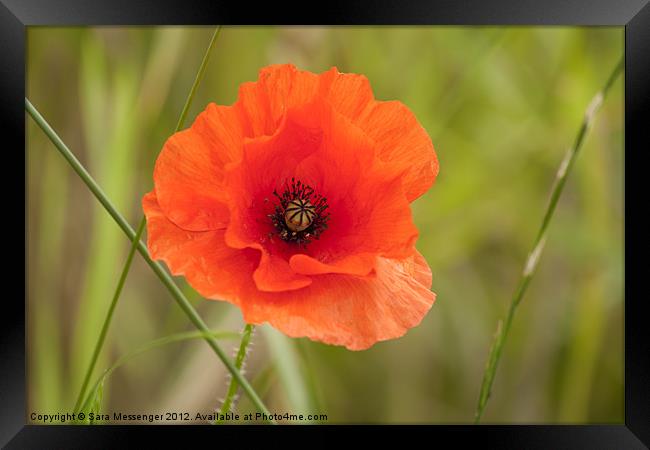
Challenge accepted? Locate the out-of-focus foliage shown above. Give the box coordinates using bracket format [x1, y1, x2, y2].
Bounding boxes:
[27, 26, 623, 423]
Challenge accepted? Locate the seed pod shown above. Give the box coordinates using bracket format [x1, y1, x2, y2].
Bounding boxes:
[284, 198, 315, 232]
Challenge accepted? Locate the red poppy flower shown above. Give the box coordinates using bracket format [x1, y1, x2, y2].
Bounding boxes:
[143, 64, 439, 350]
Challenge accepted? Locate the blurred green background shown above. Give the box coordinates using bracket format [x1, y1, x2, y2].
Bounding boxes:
[26, 26, 624, 424]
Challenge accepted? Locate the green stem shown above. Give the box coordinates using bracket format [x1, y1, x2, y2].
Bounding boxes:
[215, 324, 255, 424]
[79, 329, 240, 417]
[72, 219, 146, 413]
[473, 58, 623, 423]
[71, 26, 223, 415]
[25, 98, 275, 424]
[175, 26, 221, 132]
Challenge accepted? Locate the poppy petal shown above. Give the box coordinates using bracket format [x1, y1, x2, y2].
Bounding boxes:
[235, 64, 320, 138]
[318, 68, 374, 119]
[289, 253, 376, 277]
[357, 101, 439, 202]
[253, 250, 312, 292]
[154, 103, 244, 231]
[239, 251, 435, 351]
[319, 69, 439, 202]
[142, 191, 258, 301]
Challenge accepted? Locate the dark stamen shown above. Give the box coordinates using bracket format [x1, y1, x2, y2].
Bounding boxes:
[268, 178, 330, 245]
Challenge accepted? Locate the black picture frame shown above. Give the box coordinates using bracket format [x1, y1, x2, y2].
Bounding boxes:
[4, 0, 649, 447]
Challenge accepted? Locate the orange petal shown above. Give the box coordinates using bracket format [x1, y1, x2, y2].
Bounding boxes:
[289, 253, 376, 277]
[153, 103, 244, 231]
[358, 175, 420, 257]
[223, 202, 314, 293]
[224, 228, 314, 293]
[319, 68, 439, 202]
[235, 64, 320, 138]
[239, 251, 435, 351]
[142, 191, 259, 302]
[318, 68, 374, 120]
[357, 101, 439, 202]
[253, 250, 312, 292]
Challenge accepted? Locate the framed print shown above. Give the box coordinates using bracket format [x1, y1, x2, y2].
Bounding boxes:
[2, 0, 649, 447]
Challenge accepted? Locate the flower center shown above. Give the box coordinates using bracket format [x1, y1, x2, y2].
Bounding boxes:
[284, 198, 315, 232]
[269, 178, 329, 245]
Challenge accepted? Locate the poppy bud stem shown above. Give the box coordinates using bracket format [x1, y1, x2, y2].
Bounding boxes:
[215, 324, 255, 424]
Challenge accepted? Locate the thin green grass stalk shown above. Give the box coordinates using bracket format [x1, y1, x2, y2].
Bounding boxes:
[79, 329, 240, 419]
[25, 98, 275, 423]
[72, 220, 146, 414]
[474, 57, 623, 423]
[176, 26, 221, 131]
[72, 26, 222, 415]
[215, 324, 254, 424]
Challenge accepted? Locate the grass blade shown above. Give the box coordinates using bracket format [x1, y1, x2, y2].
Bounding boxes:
[474, 58, 623, 423]
[79, 330, 240, 421]
[25, 97, 275, 423]
[72, 220, 146, 413]
[176, 26, 221, 132]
